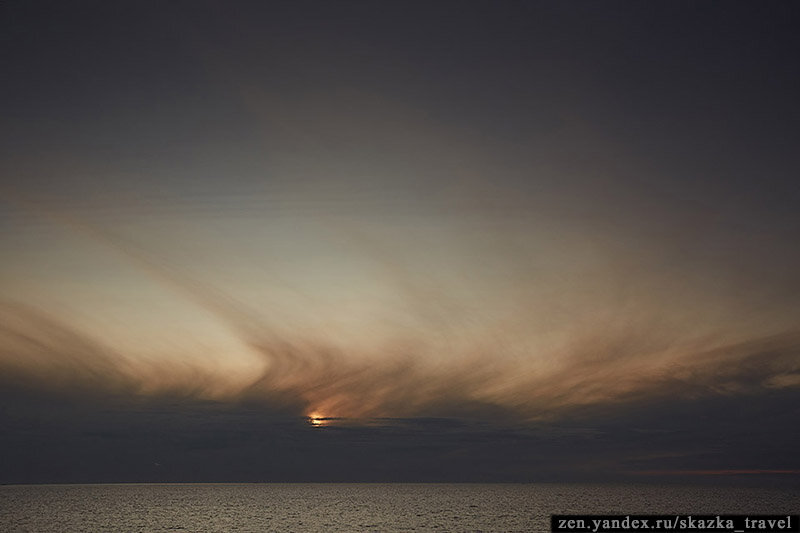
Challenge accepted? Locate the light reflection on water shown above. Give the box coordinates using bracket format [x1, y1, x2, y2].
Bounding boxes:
[1, 483, 797, 533]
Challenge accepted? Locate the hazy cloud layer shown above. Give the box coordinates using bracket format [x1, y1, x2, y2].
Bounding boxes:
[2, 286, 798, 422]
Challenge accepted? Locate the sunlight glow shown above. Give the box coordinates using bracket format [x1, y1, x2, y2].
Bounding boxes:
[307, 411, 327, 427]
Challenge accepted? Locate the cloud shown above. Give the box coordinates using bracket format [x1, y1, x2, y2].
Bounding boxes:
[1, 195, 799, 424]
[2, 290, 798, 424]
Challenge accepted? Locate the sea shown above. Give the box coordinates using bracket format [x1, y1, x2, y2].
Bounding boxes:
[0, 483, 797, 532]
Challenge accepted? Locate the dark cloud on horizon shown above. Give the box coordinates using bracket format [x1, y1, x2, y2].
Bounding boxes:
[1, 378, 798, 485]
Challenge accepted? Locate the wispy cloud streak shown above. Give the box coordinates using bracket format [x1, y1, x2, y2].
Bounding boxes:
[1, 195, 799, 422]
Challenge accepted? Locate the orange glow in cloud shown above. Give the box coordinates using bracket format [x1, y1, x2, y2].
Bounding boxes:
[306, 411, 329, 427]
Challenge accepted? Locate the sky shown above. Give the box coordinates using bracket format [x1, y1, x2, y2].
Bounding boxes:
[1, 0, 799, 484]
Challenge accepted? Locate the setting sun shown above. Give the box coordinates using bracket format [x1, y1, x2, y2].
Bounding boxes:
[307, 411, 327, 427]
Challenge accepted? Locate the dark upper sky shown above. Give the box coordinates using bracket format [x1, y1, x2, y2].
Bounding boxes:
[1, 1, 799, 484]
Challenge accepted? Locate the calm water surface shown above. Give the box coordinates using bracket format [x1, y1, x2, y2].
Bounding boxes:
[1, 483, 797, 532]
